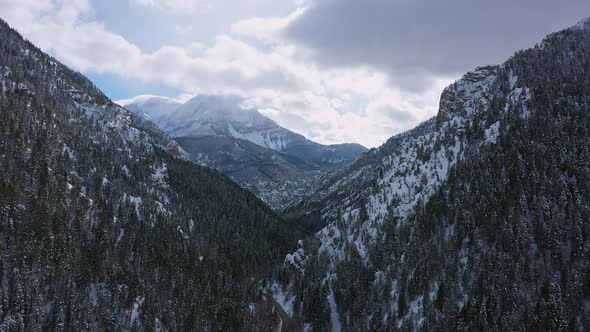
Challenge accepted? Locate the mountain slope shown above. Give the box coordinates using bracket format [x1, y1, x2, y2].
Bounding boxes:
[0, 19, 295, 331]
[175, 135, 322, 208]
[271, 18, 590, 331]
[123, 95, 367, 209]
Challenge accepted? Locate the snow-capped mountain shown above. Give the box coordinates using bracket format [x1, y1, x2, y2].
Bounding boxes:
[0, 18, 294, 331]
[123, 94, 367, 166]
[122, 94, 367, 208]
[4, 9, 590, 331]
[160, 95, 296, 151]
[267, 17, 590, 331]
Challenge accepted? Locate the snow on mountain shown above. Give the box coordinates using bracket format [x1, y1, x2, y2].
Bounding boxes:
[123, 94, 367, 208]
[121, 95, 301, 152]
[269, 18, 590, 331]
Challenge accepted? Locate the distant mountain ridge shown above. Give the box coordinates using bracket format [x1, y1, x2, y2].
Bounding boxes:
[122, 94, 367, 208]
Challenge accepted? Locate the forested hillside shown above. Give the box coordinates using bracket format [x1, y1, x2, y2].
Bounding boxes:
[2, 11, 590, 332]
[0, 19, 295, 331]
[271, 18, 590, 331]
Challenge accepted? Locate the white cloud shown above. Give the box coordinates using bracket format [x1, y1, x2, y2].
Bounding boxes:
[174, 24, 193, 34]
[230, 8, 305, 42]
[0, 0, 141, 73]
[0, 0, 453, 147]
[128, 0, 210, 14]
[115, 94, 187, 106]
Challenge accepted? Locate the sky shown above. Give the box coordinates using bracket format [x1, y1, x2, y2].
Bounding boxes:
[1, 0, 590, 147]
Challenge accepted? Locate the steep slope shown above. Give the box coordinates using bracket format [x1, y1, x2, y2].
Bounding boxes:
[162, 95, 296, 151]
[0, 19, 295, 331]
[175, 135, 321, 209]
[123, 95, 367, 209]
[271, 18, 590, 331]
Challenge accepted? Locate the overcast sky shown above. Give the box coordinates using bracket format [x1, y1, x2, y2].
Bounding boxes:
[1, 0, 589, 147]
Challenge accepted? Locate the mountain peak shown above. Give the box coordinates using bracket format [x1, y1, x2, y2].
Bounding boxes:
[125, 93, 367, 208]
[180, 95, 279, 132]
[121, 95, 182, 123]
[144, 94, 295, 151]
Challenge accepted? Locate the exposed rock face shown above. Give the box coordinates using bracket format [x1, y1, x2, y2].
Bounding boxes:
[436, 66, 498, 128]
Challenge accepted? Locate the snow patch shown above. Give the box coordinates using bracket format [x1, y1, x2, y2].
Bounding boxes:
[509, 70, 518, 89]
[485, 121, 500, 144]
[130, 296, 145, 324]
[62, 144, 76, 160]
[270, 282, 296, 318]
[228, 124, 288, 151]
[151, 163, 168, 186]
[328, 287, 342, 332]
[124, 193, 143, 217]
[285, 247, 306, 271]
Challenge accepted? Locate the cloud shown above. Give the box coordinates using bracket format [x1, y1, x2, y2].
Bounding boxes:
[174, 24, 193, 34]
[128, 0, 210, 14]
[374, 105, 415, 123]
[230, 8, 304, 42]
[0, 0, 141, 72]
[0, 2, 314, 95]
[0, 0, 455, 147]
[7, 0, 583, 147]
[116, 94, 183, 106]
[0, 0, 456, 147]
[286, 0, 590, 91]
